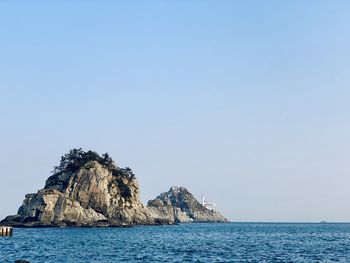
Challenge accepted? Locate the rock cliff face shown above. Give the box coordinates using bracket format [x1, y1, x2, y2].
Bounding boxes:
[1, 160, 162, 227]
[1, 149, 228, 227]
[147, 186, 228, 223]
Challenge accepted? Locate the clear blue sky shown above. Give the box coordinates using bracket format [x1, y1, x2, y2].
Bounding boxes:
[1, 1, 350, 222]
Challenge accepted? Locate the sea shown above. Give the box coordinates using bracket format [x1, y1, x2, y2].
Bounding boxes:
[1, 223, 350, 262]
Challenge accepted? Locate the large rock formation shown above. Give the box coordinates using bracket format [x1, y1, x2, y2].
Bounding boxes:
[1, 149, 164, 227]
[1, 149, 228, 227]
[147, 186, 228, 223]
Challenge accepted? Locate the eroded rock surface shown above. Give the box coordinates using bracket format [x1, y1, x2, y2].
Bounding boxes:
[1, 161, 161, 227]
[1, 149, 228, 227]
[147, 186, 228, 223]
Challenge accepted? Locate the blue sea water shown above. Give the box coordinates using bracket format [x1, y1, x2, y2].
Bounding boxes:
[1, 223, 350, 262]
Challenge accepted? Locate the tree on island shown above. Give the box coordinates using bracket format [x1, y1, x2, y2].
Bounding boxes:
[52, 148, 117, 175]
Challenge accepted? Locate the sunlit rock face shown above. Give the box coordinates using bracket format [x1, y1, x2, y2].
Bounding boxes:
[147, 186, 228, 223]
[1, 149, 228, 227]
[1, 161, 163, 227]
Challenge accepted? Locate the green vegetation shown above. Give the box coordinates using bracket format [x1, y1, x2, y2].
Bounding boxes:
[51, 148, 136, 180]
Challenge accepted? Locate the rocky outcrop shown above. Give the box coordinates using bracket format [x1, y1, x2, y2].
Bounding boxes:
[1, 149, 228, 227]
[147, 186, 228, 223]
[1, 160, 165, 227]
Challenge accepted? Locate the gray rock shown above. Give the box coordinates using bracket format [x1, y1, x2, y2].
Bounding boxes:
[1, 150, 228, 227]
[147, 186, 228, 223]
[1, 161, 160, 227]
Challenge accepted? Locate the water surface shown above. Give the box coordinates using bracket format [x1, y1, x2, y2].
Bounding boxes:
[1, 223, 350, 262]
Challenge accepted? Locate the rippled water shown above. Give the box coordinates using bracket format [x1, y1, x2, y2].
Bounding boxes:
[1, 223, 350, 262]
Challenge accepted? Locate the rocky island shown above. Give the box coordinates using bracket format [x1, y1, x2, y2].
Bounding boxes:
[148, 186, 227, 223]
[1, 149, 227, 227]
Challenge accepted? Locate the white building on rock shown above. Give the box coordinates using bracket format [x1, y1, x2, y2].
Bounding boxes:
[201, 195, 216, 211]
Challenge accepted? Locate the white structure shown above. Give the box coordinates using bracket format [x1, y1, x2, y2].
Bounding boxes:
[0, 226, 13, 237]
[201, 195, 216, 211]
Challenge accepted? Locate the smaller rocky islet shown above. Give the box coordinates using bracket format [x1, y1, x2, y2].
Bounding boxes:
[1, 149, 228, 227]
